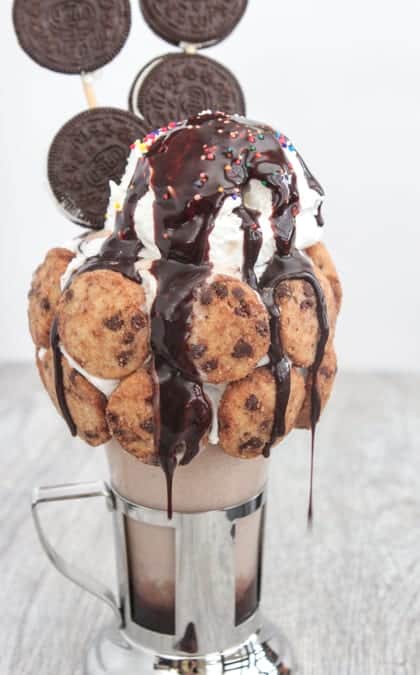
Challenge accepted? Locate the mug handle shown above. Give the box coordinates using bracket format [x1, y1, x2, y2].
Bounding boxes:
[32, 480, 122, 627]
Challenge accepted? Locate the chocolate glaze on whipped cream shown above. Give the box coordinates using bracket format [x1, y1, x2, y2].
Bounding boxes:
[51, 111, 329, 519]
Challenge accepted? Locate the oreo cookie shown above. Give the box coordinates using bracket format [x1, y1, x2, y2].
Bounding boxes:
[48, 108, 149, 229]
[13, 0, 131, 74]
[129, 53, 246, 128]
[139, 0, 248, 47]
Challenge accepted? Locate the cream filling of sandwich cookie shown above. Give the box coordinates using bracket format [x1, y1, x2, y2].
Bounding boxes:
[37, 345, 118, 399]
[129, 57, 166, 120]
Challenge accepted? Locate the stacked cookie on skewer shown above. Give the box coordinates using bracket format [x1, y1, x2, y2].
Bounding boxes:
[13, 0, 148, 229]
[129, 0, 247, 128]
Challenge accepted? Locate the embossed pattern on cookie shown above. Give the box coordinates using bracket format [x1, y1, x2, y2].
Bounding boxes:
[13, 0, 131, 74]
[47, 108, 149, 229]
[129, 53, 246, 127]
[140, 0, 248, 47]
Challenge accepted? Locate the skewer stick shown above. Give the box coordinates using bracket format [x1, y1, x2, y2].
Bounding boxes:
[81, 72, 98, 109]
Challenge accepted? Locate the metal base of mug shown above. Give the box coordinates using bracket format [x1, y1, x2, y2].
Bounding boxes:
[84, 618, 294, 674]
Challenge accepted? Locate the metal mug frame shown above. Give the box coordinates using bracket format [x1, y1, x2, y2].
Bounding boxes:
[32, 480, 294, 673]
[32, 480, 266, 655]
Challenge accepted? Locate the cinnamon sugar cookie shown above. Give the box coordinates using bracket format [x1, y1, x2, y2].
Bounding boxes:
[57, 269, 150, 379]
[37, 348, 110, 446]
[28, 247, 74, 349]
[187, 275, 270, 384]
[219, 366, 305, 458]
[106, 368, 157, 463]
[275, 266, 336, 368]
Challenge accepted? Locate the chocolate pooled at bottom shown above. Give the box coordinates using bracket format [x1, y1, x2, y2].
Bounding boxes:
[29, 111, 339, 518]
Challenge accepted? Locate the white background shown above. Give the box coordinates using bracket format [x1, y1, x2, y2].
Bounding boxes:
[0, 0, 419, 370]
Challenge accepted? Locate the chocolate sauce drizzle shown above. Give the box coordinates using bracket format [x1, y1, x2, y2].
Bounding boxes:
[50, 317, 76, 436]
[259, 249, 329, 521]
[296, 151, 324, 197]
[176, 621, 199, 654]
[52, 112, 328, 520]
[149, 260, 212, 517]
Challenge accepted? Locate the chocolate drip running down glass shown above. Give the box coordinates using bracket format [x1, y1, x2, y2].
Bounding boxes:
[29, 111, 342, 667]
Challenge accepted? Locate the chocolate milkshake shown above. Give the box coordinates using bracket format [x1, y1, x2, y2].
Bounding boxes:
[28, 110, 342, 637]
[107, 439, 267, 632]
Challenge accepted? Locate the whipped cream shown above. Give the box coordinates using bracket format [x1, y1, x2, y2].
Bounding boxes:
[203, 383, 227, 445]
[106, 124, 323, 276]
[134, 261, 158, 312]
[60, 345, 120, 397]
[282, 143, 324, 249]
[60, 234, 111, 290]
[37, 344, 119, 398]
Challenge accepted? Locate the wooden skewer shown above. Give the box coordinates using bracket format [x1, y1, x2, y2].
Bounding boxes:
[81, 72, 98, 109]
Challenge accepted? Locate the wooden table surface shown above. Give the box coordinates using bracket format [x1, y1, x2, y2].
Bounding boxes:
[1, 364, 419, 675]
